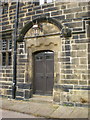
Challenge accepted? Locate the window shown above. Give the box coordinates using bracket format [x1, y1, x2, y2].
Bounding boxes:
[30, 0, 39, 6]
[33, 0, 39, 6]
[2, 3, 8, 14]
[2, 39, 12, 66]
[46, 55, 51, 59]
[8, 40, 12, 50]
[36, 56, 42, 60]
[39, 0, 54, 5]
[8, 52, 12, 65]
[2, 39, 12, 51]
[2, 40, 7, 50]
[2, 52, 6, 66]
[32, 0, 55, 5]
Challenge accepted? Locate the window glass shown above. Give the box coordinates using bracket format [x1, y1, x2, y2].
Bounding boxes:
[36, 56, 42, 60]
[20, 44, 24, 48]
[2, 52, 6, 66]
[2, 40, 7, 50]
[2, 3, 8, 14]
[46, 55, 52, 59]
[8, 52, 12, 65]
[8, 40, 12, 50]
[34, 1, 39, 6]
[40, 0, 53, 4]
[2, 39, 12, 50]
[2, 39, 12, 66]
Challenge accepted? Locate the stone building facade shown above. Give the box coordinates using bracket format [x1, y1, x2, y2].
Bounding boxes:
[0, 1, 90, 107]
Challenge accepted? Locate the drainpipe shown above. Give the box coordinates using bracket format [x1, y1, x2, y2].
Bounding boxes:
[12, 0, 19, 99]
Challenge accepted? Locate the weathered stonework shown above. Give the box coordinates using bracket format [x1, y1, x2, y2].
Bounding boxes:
[0, 1, 90, 106]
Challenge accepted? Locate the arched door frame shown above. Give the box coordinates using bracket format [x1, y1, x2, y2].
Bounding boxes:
[17, 16, 71, 42]
[16, 16, 71, 98]
[27, 42, 61, 96]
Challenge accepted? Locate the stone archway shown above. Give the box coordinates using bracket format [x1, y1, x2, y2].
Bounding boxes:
[17, 16, 63, 42]
[17, 16, 71, 42]
[17, 16, 71, 99]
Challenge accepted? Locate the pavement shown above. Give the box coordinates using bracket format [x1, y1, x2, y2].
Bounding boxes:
[0, 109, 41, 118]
[0, 96, 90, 119]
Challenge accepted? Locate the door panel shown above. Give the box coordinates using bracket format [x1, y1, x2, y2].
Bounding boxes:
[46, 76, 53, 94]
[34, 51, 54, 95]
[46, 60, 54, 73]
[35, 76, 45, 94]
[34, 53, 45, 94]
[46, 55, 54, 94]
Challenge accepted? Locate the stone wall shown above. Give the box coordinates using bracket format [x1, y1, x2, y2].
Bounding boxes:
[0, 1, 90, 106]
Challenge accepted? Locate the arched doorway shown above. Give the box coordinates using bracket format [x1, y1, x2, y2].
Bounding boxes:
[17, 16, 71, 100]
[33, 50, 54, 95]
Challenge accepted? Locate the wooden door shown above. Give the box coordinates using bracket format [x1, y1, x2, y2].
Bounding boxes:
[34, 51, 54, 95]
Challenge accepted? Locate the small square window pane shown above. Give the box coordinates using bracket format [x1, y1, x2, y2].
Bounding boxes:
[8, 40, 12, 50]
[2, 40, 7, 50]
[46, 55, 51, 59]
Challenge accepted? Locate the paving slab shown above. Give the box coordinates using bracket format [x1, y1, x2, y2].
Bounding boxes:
[51, 106, 89, 118]
[0, 98, 89, 119]
[34, 104, 56, 117]
[50, 106, 74, 118]
[69, 107, 89, 118]
[2, 99, 43, 115]
[1, 109, 38, 118]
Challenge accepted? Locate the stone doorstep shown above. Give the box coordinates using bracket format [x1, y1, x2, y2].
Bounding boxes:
[30, 95, 53, 103]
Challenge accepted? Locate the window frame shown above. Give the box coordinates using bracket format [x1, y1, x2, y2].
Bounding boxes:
[2, 52, 6, 66]
[39, 0, 53, 5]
[2, 39, 12, 66]
[2, 3, 8, 14]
